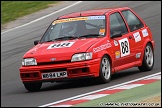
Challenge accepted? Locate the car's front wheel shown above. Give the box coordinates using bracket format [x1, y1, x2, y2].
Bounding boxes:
[23, 82, 42, 92]
[97, 55, 111, 83]
[138, 43, 154, 72]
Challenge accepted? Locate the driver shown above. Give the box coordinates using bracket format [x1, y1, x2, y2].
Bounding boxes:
[60, 21, 77, 36]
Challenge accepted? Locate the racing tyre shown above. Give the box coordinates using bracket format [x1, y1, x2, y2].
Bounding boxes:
[24, 82, 42, 92]
[138, 43, 154, 72]
[97, 55, 111, 83]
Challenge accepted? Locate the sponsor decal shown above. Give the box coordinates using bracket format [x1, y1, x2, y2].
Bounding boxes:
[47, 42, 75, 49]
[142, 29, 148, 37]
[118, 38, 130, 57]
[88, 16, 105, 20]
[52, 17, 88, 25]
[52, 16, 105, 25]
[136, 52, 141, 58]
[115, 51, 120, 59]
[99, 29, 105, 35]
[114, 40, 118, 46]
[93, 41, 112, 53]
[133, 32, 141, 42]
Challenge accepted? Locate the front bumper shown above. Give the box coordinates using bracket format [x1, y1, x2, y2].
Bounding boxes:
[19, 58, 100, 83]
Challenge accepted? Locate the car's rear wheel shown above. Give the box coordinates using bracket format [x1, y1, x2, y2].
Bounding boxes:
[138, 43, 154, 72]
[97, 55, 111, 83]
[24, 82, 42, 92]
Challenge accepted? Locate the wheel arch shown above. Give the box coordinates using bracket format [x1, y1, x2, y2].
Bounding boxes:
[138, 40, 154, 72]
[141, 40, 154, 63]
[147, 41, 154, 50]
[98, 51, 114, 73]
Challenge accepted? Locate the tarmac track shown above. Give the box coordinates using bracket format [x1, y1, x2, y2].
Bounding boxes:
[1, 1, 161, 107]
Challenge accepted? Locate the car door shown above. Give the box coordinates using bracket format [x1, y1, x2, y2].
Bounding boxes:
[121, 9, 145, 58]
[108, 12, 136, 71]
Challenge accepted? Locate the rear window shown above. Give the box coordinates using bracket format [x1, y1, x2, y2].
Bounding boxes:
[122, 10, 144, 32]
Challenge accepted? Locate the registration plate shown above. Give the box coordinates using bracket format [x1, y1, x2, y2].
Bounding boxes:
[42, 71, 67, 79]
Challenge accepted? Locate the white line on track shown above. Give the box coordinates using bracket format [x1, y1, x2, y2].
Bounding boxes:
[39, 72, 161, 107]
[1, 1, 83, 35]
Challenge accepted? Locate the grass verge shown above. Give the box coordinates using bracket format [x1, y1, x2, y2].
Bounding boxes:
[1, 1, 59, 24]
[73, 80, 161, 107]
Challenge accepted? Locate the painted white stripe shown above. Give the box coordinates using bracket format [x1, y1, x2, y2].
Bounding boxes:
[39, 72, 161, 107]
[111, 84, 144, 89]
[74, 94, 108, 100]
[49, 105, 72, 107]
[1, 1, 83, 35]
[145, 75, 161, 80]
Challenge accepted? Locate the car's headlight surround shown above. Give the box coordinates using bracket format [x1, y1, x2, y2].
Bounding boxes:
[71, 52, 92, 62]
[22, 58, 37, 66]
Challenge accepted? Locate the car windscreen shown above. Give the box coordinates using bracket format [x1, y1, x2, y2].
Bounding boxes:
[40, 15, 106, 42]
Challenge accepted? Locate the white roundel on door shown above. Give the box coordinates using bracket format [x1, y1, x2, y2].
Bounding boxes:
[118, 38, 130, 57]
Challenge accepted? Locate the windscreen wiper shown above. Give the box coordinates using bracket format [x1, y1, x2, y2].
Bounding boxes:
[46, 39, 54, 42]
[78, 34, 103, 38]
[54, 36, 78, 40]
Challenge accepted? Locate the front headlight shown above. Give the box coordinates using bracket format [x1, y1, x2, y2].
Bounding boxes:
[22, 58, 37, 66]
[71, 52, 92, 62]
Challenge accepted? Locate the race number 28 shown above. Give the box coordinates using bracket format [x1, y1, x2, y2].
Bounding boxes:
[119, 38, 130, 57]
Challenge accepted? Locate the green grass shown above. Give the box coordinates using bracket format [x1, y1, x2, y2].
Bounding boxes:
[73, 80, 161, 107]
[1, 1, 59, 24]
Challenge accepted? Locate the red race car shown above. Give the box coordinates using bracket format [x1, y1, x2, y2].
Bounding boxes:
[19, 7, 155, 92]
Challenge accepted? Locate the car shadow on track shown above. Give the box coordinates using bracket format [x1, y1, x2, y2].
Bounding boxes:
[39, 69, 141, 92]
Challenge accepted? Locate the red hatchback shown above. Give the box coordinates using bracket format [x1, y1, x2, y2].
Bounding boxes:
[19, 7, 155, 92]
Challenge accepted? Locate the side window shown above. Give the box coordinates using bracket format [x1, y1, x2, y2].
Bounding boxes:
[122, 10, 144, 32]
[110, 12, 128, 37]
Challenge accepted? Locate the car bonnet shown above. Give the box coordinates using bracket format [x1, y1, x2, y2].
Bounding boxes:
[23, 38, 100, 62]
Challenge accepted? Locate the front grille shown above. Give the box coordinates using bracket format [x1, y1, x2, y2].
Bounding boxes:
[37, 60, 71, 66]
[42, 68, 67, 73]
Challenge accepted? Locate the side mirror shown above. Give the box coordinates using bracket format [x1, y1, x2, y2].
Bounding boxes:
[34, 40, 39, 45]
[110, 32, 122, 39]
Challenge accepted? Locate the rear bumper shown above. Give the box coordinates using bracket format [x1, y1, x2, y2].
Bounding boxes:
[19, 58, 100, 83]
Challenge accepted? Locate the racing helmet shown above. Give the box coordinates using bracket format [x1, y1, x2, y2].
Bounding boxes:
[61, 22, 77, 34]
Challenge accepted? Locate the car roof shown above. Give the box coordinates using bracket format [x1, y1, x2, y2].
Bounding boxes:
[58, 7, 130, 19]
